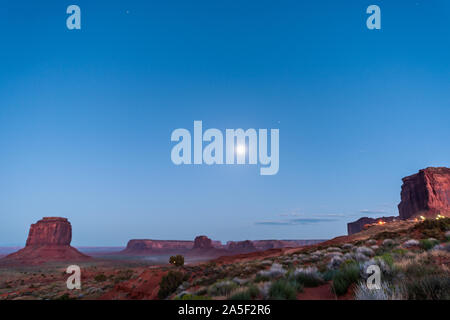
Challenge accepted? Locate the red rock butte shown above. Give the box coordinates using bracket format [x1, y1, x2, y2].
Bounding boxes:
[2, 217, 90, 265]
[398, 167, 450, 219]
[193, 235, 214, 249]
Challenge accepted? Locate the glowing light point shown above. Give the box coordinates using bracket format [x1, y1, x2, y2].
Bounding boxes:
[236, 144, 246, 155]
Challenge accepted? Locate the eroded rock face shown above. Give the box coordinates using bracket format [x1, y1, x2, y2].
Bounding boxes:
[2, 217, 90, 265]
[26, 217, 72, 246]
[398, 167, 450, 219]
[193, 236, 213, 249]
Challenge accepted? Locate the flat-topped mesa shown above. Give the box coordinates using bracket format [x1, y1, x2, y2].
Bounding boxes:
[122, 240, 194, 254]
[226, 240, 257, 253]
[398, 167, 450, 219]
[2, 217, 90, 265]
[26, 217, 72, 246]
[252, 239, 324, 250]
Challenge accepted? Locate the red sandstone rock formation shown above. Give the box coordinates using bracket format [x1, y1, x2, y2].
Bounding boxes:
[26, 217, 72, 246]
[121, 240, 194, 255]
[188, 235, 229, 257]
[226, 240, 257, 253]
[347, 167, 450, 235]
[224, 240, 323, 253]
[193, 236, 213, 249]
[398, 167, 450, 220]
[252, 239, 324, 250]
[2, 217, 90, 265]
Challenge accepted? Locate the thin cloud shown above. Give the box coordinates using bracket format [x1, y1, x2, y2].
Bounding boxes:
[359, 209, 392, 215]
[255, 217, 338, 226]
[278, 213, 303, 217]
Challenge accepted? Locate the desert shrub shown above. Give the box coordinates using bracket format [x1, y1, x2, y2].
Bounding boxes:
[194, 276, 217, 287]
[375, 231, 398, 240]
[175, 294, 211, 300]
[412, 218, 450, 239]
[208, 280, 238, 297]
[331, 262, 360, 296]
[94, 274, 107, 282]
[328, 256, 344, 270]
[257, 263, 286, 279]
[269, 279, 301, 300]
[169, 255, 185, 267]
[379, 253, 394, 268]
[405, 275, 450, 300]
[304, 255, 321, 263]
[342, 243, 354, 250]
[382, 238, 396, 247]
[391, 248, 407, 256]
[292, 267, 324, 287]
[229, 284, 259, 300]
[323, 269, 338, 281]
[254, 274, 271, 283]
[325, 251, 343, 259]
[247, 284, 260, 298]
[356, 246, 375, 257]
[354, 281, 405, 300]
[342, 252, 355, 260]
[399, 261, 439, 278]
[413, 218, 450, 232]
[229, 290, 252, 300]
[355, 253, 370, 262]
[114, 270, 133, 283]
[419, 239, 439, 251]
[158, 271, 185, 299]
[403, 239, 420, 248]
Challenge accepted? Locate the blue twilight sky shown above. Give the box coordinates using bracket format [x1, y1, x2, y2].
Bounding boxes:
[0, 1, 449, 246]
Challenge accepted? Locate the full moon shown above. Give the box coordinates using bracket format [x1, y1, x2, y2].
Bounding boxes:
[236, 144, 246, 155]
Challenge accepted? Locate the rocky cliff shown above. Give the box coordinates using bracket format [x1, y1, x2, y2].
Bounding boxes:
[398, 167, 450, 219]
[26, 217, 72, 246]
[2, 217, 90, 265]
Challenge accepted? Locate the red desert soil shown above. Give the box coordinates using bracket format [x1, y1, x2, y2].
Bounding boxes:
[212, 248, 285, 265]
[100, 268, 167, 300]
[297, 283, 354, 300]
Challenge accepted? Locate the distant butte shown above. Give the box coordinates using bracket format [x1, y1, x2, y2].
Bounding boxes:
[2, 217, 90, 265]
